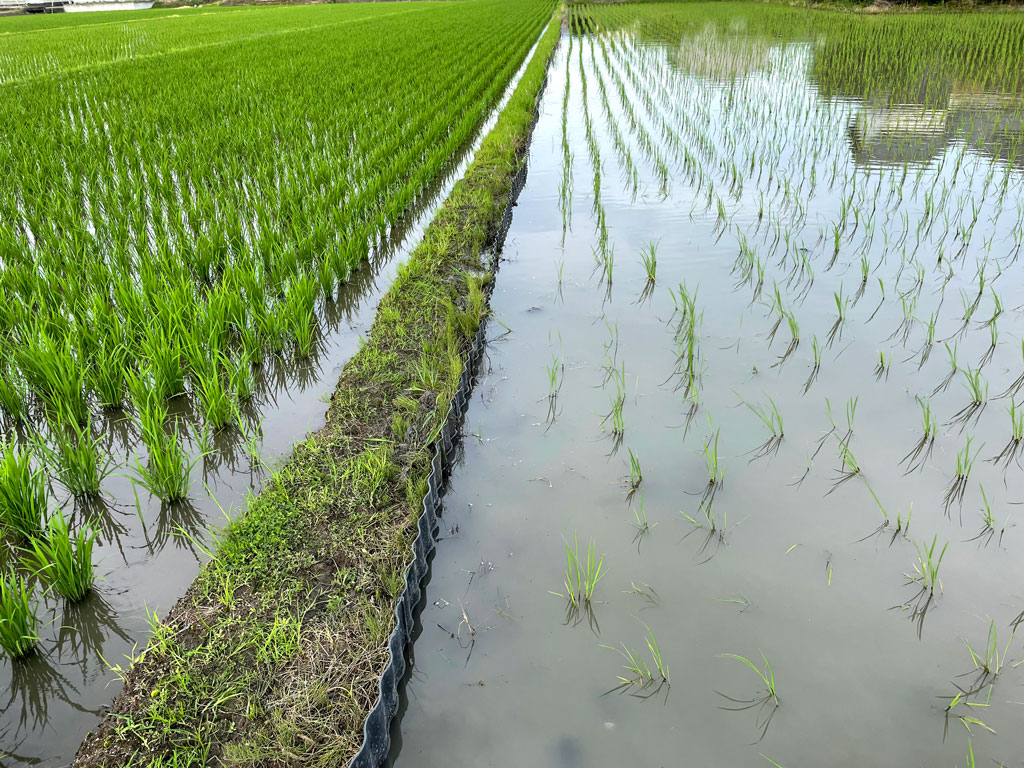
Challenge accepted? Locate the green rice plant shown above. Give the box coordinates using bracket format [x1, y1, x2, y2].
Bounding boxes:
[718, 650, 780, 738]
[0, 568, 38, 659]
[920, 397, 937, 439]
[632, 498, 653, 540]
[131, 426, 196, 504]
[641, 240, 658, 284]
[946, 435, 982, 511]
[962, 367, 988, 406]
[946, 690, 995, 741]
[88, 341, 130, 410]
[703, 426, 724, 486]
[194, 363, 235, 431]
[22, 509, 97, 602]
[0, 368, 27, 425]
[552, 534, 606, 621]
[873, 350, 891, 380]
[962, 618, 1019, 681]
[804, 335, 822, 393]
[993, 398, 1024, 467]
[0, 440, 48, 538]
[33, 418, 114, 499]
[627, 449, 642, 495]
[902, 396, 937, 471]
[721, 651, 778, 704]
[600, 362, 627, 442]
[604, 624, 670, 695]
[16, 328, 89, 426]
[844, 396, 858, 434]
[739, 394, 784, 438]
[909, 535, 948, 594]
[824, 430, 861, 495]
[784, 311, 799, 344]
[827, 286, 848, 345]
[546, 355, 563, 400]
[142, 323, 186, 401]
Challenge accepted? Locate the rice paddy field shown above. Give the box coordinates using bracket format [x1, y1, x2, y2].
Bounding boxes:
[0, 1, 553, 763]
[4, 0, 1024, 766]
[382, 4, 1024, 768]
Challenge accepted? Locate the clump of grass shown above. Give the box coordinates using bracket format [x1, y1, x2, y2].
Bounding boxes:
[0, 568, 39, 659]
[22, 509, 97, 602]
[0, 440, 48, 538]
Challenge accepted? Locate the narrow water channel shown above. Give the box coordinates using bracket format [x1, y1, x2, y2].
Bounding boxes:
[388, 10, 1024, 767]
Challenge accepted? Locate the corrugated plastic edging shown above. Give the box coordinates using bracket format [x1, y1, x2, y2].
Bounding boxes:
[350, 62, 552, 768]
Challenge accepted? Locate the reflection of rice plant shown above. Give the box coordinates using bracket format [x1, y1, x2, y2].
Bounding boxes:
[0, 568, 39, 659]
[22, 510, 97, 602]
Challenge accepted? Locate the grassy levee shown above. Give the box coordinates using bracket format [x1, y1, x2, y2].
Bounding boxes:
[73, 8, 561, 768]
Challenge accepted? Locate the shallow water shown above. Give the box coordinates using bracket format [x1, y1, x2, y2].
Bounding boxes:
[0, 33, 541, 765]
[389, 9, 1024, 768]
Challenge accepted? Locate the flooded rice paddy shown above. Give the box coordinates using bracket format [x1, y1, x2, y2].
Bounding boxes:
[0, 40, 538, 764]
[388, 6, 1024, 767]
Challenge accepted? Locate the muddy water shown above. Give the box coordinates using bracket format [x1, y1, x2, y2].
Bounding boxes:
[0, 34, 542, 766]
[388, 15, 1024, 768]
